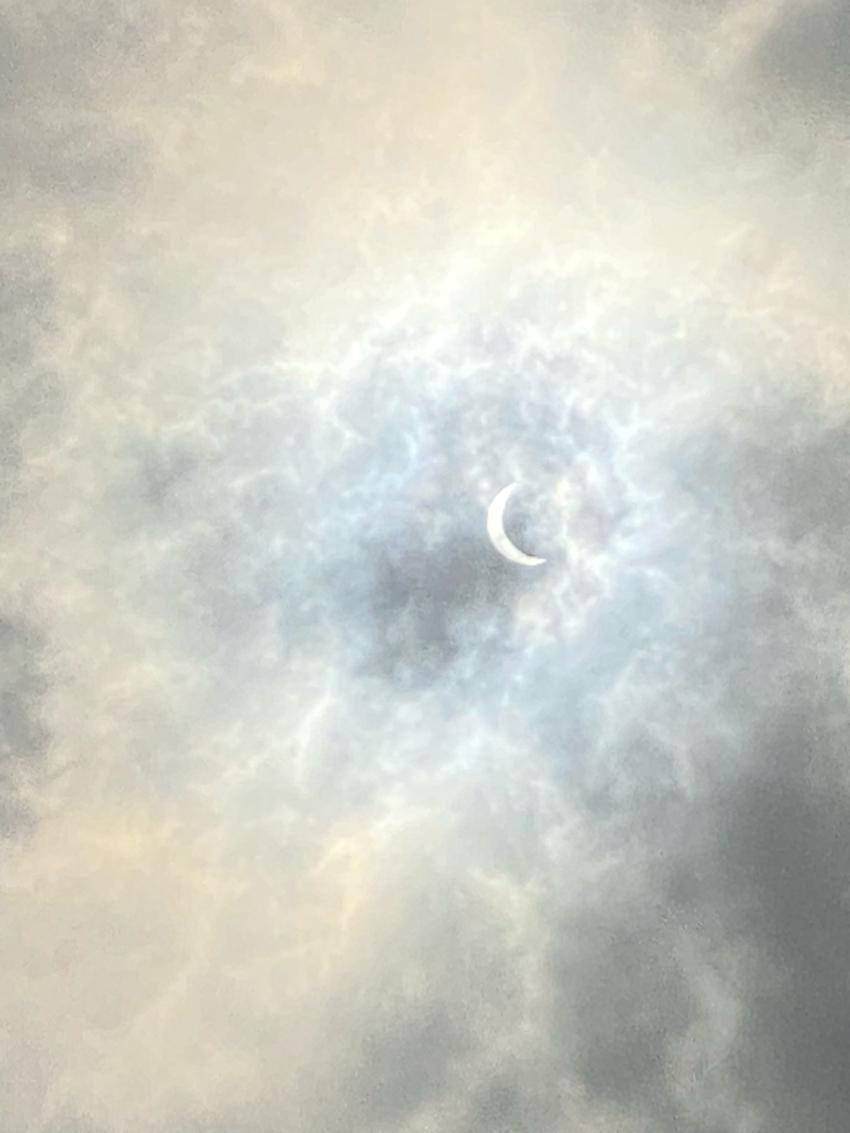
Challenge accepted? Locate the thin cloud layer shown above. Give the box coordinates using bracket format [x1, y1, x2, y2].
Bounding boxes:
[2, 2, 850, 1131]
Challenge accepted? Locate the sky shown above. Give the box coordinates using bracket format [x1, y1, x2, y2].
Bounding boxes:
[2, 1, 850, 1130]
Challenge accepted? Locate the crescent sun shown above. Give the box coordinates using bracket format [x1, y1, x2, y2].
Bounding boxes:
[486, 482, 546, 567]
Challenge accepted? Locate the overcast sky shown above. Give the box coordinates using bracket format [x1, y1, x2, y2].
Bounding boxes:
[2, 2, 850, 1131]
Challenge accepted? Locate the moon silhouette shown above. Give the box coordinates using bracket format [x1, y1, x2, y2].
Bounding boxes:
[486, 483, 546, 567]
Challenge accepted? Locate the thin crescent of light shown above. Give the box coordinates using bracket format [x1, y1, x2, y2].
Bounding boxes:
[486, 482, 546, 567]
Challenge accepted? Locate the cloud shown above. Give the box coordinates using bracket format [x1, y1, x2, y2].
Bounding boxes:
[752, 0, 850, 109]
[1, 1, 850, 1131]
[0, 616, 50, 837]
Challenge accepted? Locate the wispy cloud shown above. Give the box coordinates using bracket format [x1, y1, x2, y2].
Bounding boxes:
[1, 2, 849, 1131]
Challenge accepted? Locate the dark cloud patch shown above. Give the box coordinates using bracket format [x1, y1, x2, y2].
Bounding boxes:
[706, 675, 850, 1133]
[0, 619, 49, 763]
[0, 239, 65, 521]
[671, 397, 850, 549]
[330, 996, 470, 1130]
[559, 912, 694, 1128]
[753, 1, 850, 110]
[0, 412, 25, 523]
[0, 616, 50, 838]
[109, 433, 210, 527]
[467, 1069, 557, 1133]
[132, 441, 203, 515]
[328, 524, 527, 689]
[0, 2, 276, 213]
[533, 385, 850, 1132]
[14, 119, 146, 202]
[0, 4, 152, 112]
[560, 590, 850, 1131]
[0, 9, 150, 214]
[0, 245, 57, 368]
[550, 672, 850, 1133]
[0, 2, 261, 112]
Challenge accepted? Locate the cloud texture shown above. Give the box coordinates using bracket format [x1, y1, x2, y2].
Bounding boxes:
[2, 1, 850, 1130]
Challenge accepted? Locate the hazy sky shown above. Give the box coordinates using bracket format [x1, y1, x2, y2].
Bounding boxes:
[2, 2, 850, 1131]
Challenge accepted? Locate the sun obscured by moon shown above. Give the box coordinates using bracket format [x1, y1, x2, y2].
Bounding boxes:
[495, 447, 631, 650]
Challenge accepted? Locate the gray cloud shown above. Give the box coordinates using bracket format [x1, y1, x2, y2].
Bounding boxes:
[753, 0, 850, 109]
[0, 616, 50, 837]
